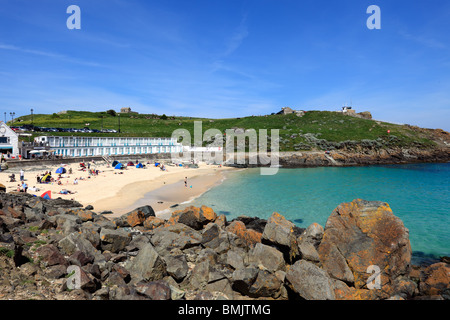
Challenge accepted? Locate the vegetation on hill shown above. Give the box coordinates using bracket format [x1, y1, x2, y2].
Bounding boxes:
[11, 110, 443, 152]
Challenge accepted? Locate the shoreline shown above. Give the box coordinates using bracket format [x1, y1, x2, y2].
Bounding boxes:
[0, 160, 236, 219]
[99, 168, 233, 219]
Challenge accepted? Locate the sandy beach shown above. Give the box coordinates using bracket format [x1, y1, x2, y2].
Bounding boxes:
[0, 160, 235, 219]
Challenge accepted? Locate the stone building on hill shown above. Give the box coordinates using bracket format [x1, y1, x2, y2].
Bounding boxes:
[120, 107, 138, 114]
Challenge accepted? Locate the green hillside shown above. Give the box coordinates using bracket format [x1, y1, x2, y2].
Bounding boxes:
[11, 110, 440, 152]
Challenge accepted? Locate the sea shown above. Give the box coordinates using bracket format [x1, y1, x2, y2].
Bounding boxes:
[181, 163, 450, 265]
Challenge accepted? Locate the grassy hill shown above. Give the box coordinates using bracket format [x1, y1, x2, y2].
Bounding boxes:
[11, 110, 443, 152]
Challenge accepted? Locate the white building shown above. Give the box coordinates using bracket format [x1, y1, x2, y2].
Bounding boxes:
[0, 122, 19, 157]
[34, 136, 182, 158]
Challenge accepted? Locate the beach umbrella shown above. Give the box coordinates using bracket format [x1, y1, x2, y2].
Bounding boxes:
[41, 190, 51, 199]
[55, 167, 66, 174]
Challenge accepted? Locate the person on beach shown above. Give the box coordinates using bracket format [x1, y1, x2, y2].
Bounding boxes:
[20, 169, 24, 182]
[184, 177, 187, 187]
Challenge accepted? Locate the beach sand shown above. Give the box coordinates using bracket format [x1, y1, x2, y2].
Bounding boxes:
[0, 160, 235, 219]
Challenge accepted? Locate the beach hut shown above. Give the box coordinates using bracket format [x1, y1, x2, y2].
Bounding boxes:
[136, 163, 144, 168]
[41, 190, 51, 199]
[114, 163, 124, 169]
[55, 167, 66, 174]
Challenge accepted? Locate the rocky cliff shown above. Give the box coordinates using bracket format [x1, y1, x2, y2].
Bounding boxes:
[0, 193, 448, 300]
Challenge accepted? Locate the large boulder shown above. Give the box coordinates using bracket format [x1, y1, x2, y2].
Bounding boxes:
[226, 220, 262, 247]
[262, 212, 300, 262]
[35, 244, 68, 267]
[99, 228, 132, 253]
[150, 223, 202, 255]
[318, 199, 412, 297]
[248, 243, 285, 272]
[297, 223, 324, 262]
[113, 205, 155, 228]
[168, 206, 217, 230]
[286, 260, 335, 300]
[127, 243, 167, 282]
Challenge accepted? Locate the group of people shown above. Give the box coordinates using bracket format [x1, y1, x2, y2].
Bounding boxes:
[16, 182, 40, 193]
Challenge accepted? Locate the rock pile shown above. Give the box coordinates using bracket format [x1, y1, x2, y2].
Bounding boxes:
[0, 193, 448, 300]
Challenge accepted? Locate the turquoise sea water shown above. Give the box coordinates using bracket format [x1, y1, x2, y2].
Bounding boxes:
[184, 163, 450, 264]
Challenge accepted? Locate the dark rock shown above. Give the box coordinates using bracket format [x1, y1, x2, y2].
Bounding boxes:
[35, 244, 68, 267]
[150, 223, 202, 255]
[226, 249, 245, 270]
[135, 280, 172, 300]
[99, 228, 131, 253]
[262, 212, 300, 263]
[297, 223, 323, 262]
[232, 216, 267, 233]
[105, 271, 127, 287]
[189, 260, 210, 289]
[109, 285, 143, 300]
[168, 206, 217, 230]
[248, 243, 285, 272]
[286, 260, 335, 300]
[231, 265, 259, 296]
[69, 250, 94, 266]
[58, 232, 102, 264]
[248, 270, 283, 298]
[127, 243, 167, 282]
[54, 214, 82, 235]
[113, 205, 155, 228]
[79, 222, 101, 249]
[45, 264, 68, 279]
[164, 254, 189, 282]
[201, 223, 220, 245]
[226, 220, 262, 247]
[111, 264, 131, 283]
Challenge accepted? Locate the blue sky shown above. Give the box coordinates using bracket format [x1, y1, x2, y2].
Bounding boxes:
[0, 0, 449, 130]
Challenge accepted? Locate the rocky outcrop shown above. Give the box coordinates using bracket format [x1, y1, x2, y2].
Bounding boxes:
[317, 199, 413, 299]
[0, 193, 447, 300]
[277, 148, 450, 168]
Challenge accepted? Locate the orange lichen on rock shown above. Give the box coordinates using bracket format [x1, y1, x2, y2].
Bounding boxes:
[226, 220, 262, 247]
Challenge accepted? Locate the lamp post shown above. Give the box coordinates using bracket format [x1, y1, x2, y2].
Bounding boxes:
[9, 112, 15, 125]
[31, 108, 34, 126]
[118, 113, 121, 133]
